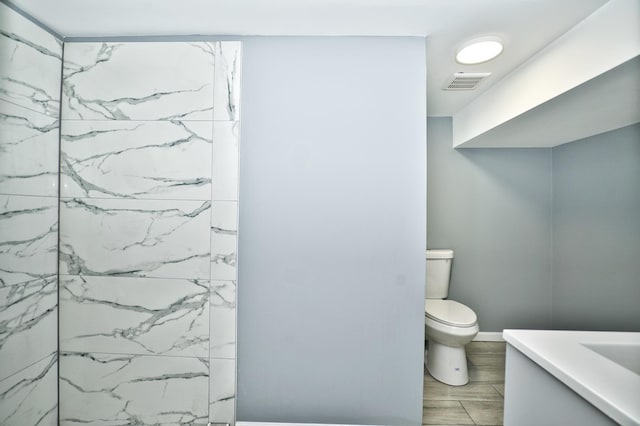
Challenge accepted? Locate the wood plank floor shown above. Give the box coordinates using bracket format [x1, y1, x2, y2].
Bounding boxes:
[423, 342, 506, 426]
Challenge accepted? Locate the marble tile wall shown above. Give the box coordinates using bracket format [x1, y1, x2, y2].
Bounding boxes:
[59, 41, 241, 425]
[210, 43, 241, 423]
[0, 3, 61, 425]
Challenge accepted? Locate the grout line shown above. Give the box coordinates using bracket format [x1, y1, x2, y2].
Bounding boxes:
[58, 349, 209, 360]
[0, 192, 58, 199]
[58, 118, 240, 123]
[490, 384, 505, 399]
[424, 344, 506, 426]
[56, 41, 64, 425]
[208, 47, 216, 423]
[458, 400, 478, 425]
[58, 273, 213, 283]
[549, 147, 554, 329]
[0, 351, 56, 383]
[0, 274, 57, 289]
[58, 195, 219, 202]
[0, 98, 61, 119]
[64, 36, 246, 43]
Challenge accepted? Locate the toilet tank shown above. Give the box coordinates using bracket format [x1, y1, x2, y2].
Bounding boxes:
[425, 249, 454, 299]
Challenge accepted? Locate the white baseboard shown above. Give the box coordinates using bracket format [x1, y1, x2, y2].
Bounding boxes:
[473, 332, 504, 342]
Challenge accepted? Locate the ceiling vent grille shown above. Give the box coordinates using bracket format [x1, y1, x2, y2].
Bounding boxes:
[443, 72, 491, 90]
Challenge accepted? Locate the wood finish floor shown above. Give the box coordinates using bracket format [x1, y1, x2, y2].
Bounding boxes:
[423, 342, 506, 426]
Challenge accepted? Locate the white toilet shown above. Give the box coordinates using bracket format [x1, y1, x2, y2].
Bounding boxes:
[424, 249, 478, 386]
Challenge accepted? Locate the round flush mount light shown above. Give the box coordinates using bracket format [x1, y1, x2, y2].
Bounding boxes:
[456, 38, 504, 65]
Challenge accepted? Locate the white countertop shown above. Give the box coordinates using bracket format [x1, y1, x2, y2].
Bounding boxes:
[503, 329, 640, 426]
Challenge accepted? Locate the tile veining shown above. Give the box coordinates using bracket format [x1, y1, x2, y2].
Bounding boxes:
[0, 195, 58, 287]
[214, 42, 242, 121]
[0, 30, 61, 61]
[0, 3, 62, 118]
[57, 40, 242, 423]
[0, 101, 59, 196]
[60, 275, 209, 357]
[62, 42, 216, 121]
[211, 280, 236, 309]
[60, 120, 212, 200]
[210, 358, 236, 423]
[59, 198, 211, 279]
[0, 4, 61, 422]
[59, 351, 209, 425]
[0, 353, 58, 426]
[0, 276, 57, 380]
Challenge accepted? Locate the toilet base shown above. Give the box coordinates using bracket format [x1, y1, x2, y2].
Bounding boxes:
[425, 340, 469, 386]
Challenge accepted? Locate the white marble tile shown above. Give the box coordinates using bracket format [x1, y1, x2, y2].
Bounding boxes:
[210, 306, 235, 359]
[59, 198, 210, 279]
[211, 200, 237, 229]
[60, 120, 212, 200]
[62, 42, 215, 121]
[60, 275, 209, 357]
[214, 42, 242, 121]
[0, 101, 59, 196]
[211, 202, 237, 280]
[209, 358, 235, 424]
[211, 280, 236, 309]
[210, 231, 237, 281]
[0, 195, 58, 287]
[210, 280, 235, 358]
[60, 351, 208, 425]
[0, 353, 57, 426]
[0, 276, 57, 381]
[210, 203, 237, 391]
[0, 4, 62, 118]
[212, 121, 240, 201]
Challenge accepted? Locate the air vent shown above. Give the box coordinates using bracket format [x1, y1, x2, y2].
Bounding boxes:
[443, 72, 491, 90]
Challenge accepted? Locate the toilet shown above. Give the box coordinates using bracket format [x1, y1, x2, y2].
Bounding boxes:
[424, 249, 478, 386]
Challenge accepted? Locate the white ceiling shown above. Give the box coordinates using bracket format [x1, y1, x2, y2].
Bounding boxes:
[10, 0, 609, 116]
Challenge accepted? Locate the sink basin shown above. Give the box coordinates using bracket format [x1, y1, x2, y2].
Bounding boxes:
[583, 343, 640, 375]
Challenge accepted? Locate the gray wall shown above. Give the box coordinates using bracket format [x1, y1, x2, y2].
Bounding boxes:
[552, 124, 640, 331]
[427, 117, 553, 332]
[237, 37, 427, 425]
[428, 118, 640, 333]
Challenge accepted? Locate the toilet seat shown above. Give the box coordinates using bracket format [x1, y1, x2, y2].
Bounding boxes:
[425, 299, 477, 328]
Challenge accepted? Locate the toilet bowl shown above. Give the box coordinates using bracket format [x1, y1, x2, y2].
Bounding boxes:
[425, 299, 478, 386]
[424, 249, 478, 386]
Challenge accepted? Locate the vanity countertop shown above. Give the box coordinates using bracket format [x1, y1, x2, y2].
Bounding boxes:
[503, 329, 640, 426]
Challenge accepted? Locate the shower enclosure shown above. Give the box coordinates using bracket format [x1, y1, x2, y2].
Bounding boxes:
[0, 4, 241, 424]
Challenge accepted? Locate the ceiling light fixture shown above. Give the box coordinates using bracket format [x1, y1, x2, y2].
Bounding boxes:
[456, 38, 503, 65]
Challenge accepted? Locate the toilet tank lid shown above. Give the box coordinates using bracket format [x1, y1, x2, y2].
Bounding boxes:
[426, 249, 454, 259]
